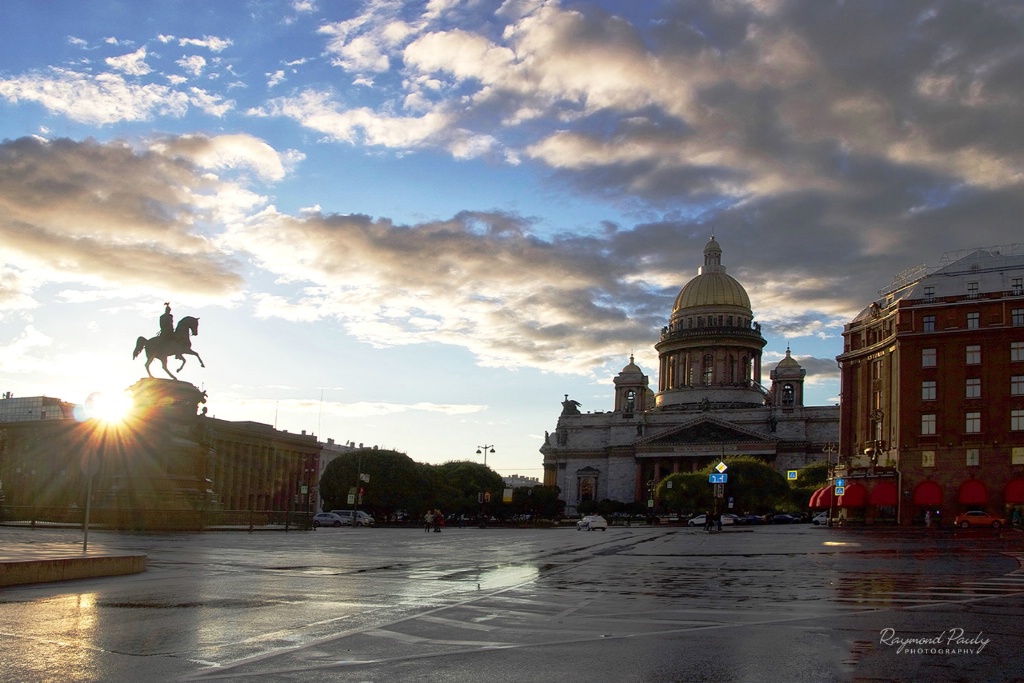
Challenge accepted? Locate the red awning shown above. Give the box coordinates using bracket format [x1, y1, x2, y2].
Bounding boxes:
[838, 481, 867, 507]
[958, 479, 988, 505]
[809, 486, 829, 509]
[869, 481, 898, 506]
[815, 485, 836, 509]
[1005, 479, 1024, 505]
[912, 480, 943, 507]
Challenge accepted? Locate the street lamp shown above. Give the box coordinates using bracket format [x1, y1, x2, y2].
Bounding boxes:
[476, 444, 495, 467]
[823, 442, 838, 528]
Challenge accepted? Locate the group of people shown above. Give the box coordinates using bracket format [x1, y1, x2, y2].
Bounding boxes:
[703, 510, 722, 533]
[423, 509, 444, 532]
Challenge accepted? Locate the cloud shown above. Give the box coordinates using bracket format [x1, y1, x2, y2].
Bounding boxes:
[179, 36, 233, 52]
[0, 136, 272, 304]
[106, 46, 153, 75]
[177, 54, 207, 77]
[0, 68, 191, 125]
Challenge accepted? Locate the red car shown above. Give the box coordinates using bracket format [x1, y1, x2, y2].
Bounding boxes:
[954, 511, 1006, 528]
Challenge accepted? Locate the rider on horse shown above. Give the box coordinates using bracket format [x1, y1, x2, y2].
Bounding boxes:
[159, 303, 174, 339]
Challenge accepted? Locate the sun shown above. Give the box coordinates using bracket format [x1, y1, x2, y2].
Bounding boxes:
[85, 390, 134, 425]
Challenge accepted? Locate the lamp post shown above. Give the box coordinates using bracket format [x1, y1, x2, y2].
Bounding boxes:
[476, 444, 495, 467]
[823, 442, 838, 528]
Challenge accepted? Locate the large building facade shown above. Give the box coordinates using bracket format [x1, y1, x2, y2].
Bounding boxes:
[0, 379, 322, 527]
[541, 237, 839, 515]
[836, 246, 1024, 526]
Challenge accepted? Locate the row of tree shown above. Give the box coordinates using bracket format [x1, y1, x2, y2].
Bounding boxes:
[318, 448, 564, 522]
[654, 456, 828, 516]
[319, 449, 827, 524]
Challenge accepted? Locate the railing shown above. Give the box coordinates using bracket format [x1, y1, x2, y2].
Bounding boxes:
[0, 505, 315, 531]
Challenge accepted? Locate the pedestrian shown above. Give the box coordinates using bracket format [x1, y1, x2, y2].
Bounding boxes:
[424, 510, 433, 532]
[433, 509, 443, 532]
[704, 510, 713, 533]
[925, 510, 931, 527]
[716, 513, 722, 532]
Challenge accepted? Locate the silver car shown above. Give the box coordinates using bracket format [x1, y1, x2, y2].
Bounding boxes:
[576, 515, 608, 531]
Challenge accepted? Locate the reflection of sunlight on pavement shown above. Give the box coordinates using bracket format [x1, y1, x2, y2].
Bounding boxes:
[477, 564, 538, 590]
[823, 541, 861, 547]
[46, 593, 98, 679]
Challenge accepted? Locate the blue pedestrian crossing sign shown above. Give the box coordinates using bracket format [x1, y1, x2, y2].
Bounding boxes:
[709, 473, 728, 484]
[787, 470, 798, 480]
[835, 486, 846, 496]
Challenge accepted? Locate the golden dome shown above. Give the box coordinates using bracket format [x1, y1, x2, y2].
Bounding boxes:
[672, 236, 751, 312]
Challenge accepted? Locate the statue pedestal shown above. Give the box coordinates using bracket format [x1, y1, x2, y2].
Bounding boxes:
[98, 378, 216, 529]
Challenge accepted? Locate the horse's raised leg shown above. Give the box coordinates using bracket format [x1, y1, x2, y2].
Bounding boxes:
[180, 349, 205, 369]
[176, 354, 187, 372]
[159, 356, 177, 380]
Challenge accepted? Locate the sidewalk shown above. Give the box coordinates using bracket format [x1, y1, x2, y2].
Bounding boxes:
[0, 527, 146, 587]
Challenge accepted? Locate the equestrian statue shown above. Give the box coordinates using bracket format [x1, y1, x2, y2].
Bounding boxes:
[133, 303, 205, 380]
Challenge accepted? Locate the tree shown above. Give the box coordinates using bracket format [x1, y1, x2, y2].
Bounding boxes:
[788, 461, 829, 509]
[432, 460, 504, 517]
[697, 456, 790, 513]
[320, 448, 428, 519]
[508, 485, 564, 520]
[657, 472, 712, 516]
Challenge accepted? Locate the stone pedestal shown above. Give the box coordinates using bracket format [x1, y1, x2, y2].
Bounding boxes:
[98, 378, 216, 529]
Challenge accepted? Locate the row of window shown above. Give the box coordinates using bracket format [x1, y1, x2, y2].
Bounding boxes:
[920, 446, 1024, 468]
[922, 308, 1024, 331]
[922, 341, 1024, 367]
[921, 410, 1024, 435]
[921, 376, 1024, 400]
[922, 278, 1024, 301]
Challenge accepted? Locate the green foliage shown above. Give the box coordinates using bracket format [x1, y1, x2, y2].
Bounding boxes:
[433, 460, 505, 515]
[319, 448, 430, 518]
[508, 485, 564, 520]
[657, 472, 712, 515]
[685, 455, 791, 513]
[787, 461, 830, 509]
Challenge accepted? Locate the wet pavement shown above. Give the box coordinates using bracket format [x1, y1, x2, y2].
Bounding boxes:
[1, 524, 1022, 682]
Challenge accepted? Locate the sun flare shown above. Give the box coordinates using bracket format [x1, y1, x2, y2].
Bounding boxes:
[85, 391, 134, 425]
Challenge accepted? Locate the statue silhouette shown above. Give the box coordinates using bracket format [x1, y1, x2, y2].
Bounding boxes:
[134, 310, 205, 380]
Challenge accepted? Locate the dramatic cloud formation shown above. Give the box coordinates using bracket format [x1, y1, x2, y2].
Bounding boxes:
[2, 0, 1022, 469]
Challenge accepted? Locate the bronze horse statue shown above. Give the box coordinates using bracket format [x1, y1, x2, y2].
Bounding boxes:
[133, 315, 204, 380]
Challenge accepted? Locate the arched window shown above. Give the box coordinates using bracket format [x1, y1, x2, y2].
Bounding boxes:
[782, 383, 795, 406]
[697, 316, 704, 327]
[625, 390, 635, 413]
[687, 317, 693, 328]
[703, 354, 714, 385]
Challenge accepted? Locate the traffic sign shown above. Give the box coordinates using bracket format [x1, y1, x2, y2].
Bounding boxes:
[835, 485, 846, 496]
[709, 473, 728, 484]
[835, 478, 845, 487]
[715, 461, 728, 473]
[787, 470, 798, 480]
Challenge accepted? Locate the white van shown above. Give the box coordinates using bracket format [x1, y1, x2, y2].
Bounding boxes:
[330, 510, 375, 526]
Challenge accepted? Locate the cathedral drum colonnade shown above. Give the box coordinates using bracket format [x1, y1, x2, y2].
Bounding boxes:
[540, 237, 838, 515]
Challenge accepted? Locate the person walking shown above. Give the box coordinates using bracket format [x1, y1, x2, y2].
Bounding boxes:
[433, 509, 443, 532]
[704, 510, 713, 533]
[424, 510, 433, 532]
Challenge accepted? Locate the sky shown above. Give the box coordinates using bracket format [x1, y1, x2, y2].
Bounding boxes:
[2, 0, 1023, 479]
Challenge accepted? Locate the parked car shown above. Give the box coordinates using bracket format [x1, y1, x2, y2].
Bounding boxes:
[954, 511, 1006, 529]
[720, 513, 741, 525]
[330, 510, 375, 526]
[770, 513, 801, 524]
[737, 513, 766, 525]
[312, 512, 345, 528]
[686, 514, 735, 527]
[811, 512, 829, 526]
[576, 515, 608, 531]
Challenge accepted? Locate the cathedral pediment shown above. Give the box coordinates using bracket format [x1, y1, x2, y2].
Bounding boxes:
[637, 415, 775, 447]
